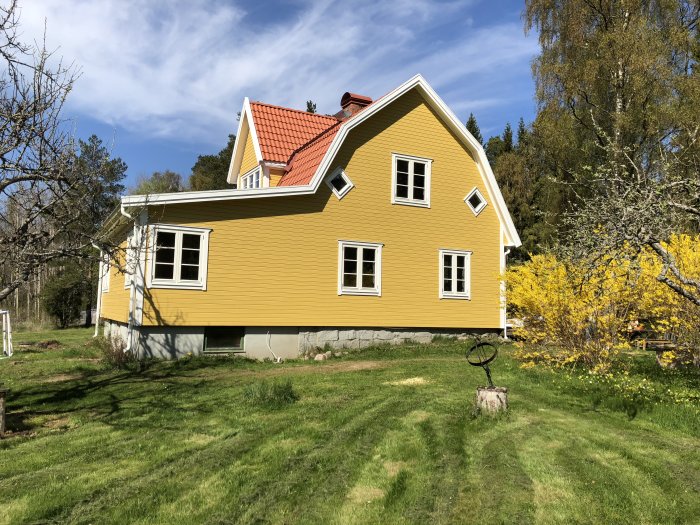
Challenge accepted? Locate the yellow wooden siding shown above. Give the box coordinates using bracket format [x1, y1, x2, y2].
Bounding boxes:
[268, 168, 284, 187]
[116, 88, 504, 329]
[100, 239, 130, 324]
[239, 130, 259, 177]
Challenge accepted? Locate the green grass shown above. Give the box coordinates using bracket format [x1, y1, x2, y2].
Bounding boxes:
[1, 328, 698, 524]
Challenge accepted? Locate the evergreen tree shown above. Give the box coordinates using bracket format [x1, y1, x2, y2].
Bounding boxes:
[502, 123, 514, 153]
[465, 113, 483, 145]
[189, 135, 236, 191]
[306, 100, 317, 114]
[517, 118, 528, 149]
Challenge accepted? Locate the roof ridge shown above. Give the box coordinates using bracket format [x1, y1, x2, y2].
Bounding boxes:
[249, 100, 339, 122]
[284, 120, 343, 171]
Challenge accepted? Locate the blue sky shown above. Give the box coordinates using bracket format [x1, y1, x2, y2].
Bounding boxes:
[23, 0, 538, 188]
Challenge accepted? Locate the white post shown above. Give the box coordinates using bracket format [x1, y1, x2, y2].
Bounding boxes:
[1, 311, 12, 357]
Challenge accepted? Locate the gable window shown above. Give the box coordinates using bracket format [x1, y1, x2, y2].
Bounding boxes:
[148, 225, 211, 290]
[241, 168, 261, 189]
[465, 187, 487, 216]
[338, 241, 383, 296]
[392, 153, 432, 207]
[439, 249, 471, 299]
[326, 168, 354, 199]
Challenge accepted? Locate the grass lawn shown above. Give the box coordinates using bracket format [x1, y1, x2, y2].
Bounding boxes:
[1, 328, 699, 524]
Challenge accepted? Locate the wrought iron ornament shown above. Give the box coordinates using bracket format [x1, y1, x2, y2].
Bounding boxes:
[465, 341, 498, 388]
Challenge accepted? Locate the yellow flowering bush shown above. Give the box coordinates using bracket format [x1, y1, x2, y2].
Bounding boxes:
[506, 234, 700, 371]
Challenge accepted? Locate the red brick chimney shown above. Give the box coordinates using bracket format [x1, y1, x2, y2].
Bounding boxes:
[336, 92, 372, 118]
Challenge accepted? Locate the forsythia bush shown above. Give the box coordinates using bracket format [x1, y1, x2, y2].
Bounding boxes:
[506, 234, 700, 372]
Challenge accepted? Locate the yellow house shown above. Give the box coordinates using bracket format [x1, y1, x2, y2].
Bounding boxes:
[97, 75, 521, 359]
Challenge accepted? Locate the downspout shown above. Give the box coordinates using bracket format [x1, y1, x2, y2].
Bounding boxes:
[502, 248, 511, 339]
[92, 244, 104, 338]
[121, 203, 138, 354]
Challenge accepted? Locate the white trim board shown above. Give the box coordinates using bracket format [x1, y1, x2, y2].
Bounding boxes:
[122, 75, 521, 248]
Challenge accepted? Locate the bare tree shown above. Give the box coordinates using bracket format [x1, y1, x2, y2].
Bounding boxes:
[0, 1, 122, 303]
[562, 121, 700, 305]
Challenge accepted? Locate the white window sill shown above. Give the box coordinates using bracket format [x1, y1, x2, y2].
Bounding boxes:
[440, 294, 471, 300]
[392, 199, 430, 208]
[339, 288, 381, 297]
[148, 281, 206, 291]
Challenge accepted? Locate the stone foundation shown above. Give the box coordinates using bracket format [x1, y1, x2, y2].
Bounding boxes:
[100, 321, 503, 360]
[298, 327, 501, 354]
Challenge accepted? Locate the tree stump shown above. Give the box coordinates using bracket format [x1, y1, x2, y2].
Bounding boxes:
[476, 386, 508, 413]
[0, 386, 7, 438]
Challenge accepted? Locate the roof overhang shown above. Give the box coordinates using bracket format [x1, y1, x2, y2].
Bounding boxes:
[226, 97, 263, 184]
[122, 74, 521, 247]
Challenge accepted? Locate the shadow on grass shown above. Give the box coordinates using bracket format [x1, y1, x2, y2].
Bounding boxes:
[3, 356, 246, 435]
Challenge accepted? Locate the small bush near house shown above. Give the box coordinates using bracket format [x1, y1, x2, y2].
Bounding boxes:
[95, 335, 137, 369]
[243, 379, 299, 408]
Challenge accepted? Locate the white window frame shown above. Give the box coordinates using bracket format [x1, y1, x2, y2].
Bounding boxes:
[439, 249, 472, 300]
[100, 252, 110, 293]
[147, 224, 211, 291]
[240, 167, 262, 189]
[325, 167, 354, 200]
[391, 153, 432, 208]
[338, 240, 383, 296]
[124, 230, 135, 289]
[465, 187, 487, 216]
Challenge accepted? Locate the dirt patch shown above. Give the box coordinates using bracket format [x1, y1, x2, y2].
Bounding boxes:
[206, 360, 388, 380]
[35, 340, 62, 350]
[348, 486, 385, 503]
[385, 377, 429, 386]
[44, 373, 82, 383]
[384, 461, 408, 477]
[44, 416, 71, 429]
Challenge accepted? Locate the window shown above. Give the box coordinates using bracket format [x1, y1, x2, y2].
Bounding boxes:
[338, 241, 383, 296]
[392, 153, 432, 207]
[204, 327, 244, 353]
[148, 225, 211, 290]
[439, 249, 471, 299]
[241, 168, 262, 189]
[465, 187, 487, 216]
[326, 167, 354, 199]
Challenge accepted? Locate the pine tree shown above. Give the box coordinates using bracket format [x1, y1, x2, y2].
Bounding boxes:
[306, 100, 317, 114]
[517, 118, 528, 149]
[502, 123, 514, 153]
[465, 113, 483, 145]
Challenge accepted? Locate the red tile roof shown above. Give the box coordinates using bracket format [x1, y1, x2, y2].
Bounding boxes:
[277, 123, 342, 187]
[249, 102, 338, 164]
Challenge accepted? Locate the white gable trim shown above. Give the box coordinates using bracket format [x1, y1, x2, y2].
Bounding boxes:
[123, 75, 521, 247]
[226, 98, 263, 184]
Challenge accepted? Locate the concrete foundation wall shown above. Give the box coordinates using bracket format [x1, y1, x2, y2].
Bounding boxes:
[138, 327, 205, 360]
[298, 327, 501, 353]
[101, 320, 500, 360]
[243, 327, 300, 360]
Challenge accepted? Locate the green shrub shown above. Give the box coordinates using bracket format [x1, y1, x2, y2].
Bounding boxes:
[243, 379, 299, 408]
[42, 267, 85, 328]
[95, 336, 137, 370]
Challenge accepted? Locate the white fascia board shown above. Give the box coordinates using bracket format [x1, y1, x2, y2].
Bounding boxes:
[121, 184, 315, 207]
[226, 98, 263, 184]
[124, 74, 522, 248]
[304, 74, 521, 248]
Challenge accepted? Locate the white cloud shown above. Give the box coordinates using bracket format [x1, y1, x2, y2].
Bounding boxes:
[19, 0, 537, 144]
